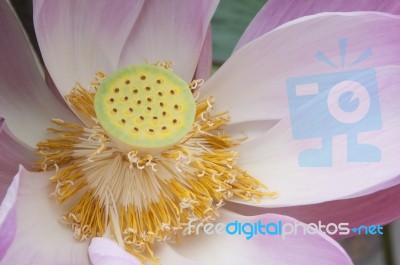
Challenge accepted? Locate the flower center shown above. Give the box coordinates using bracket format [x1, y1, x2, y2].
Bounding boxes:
[94, 65, 196, 153]
[35, 63, 277, 264]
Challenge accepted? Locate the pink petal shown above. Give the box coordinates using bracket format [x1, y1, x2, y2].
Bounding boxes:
[224, 120, 279, 143]
[235, 0, 400, 51]
[89, 238, 141, 265]
[0, 0, 80, 147]
[201, 12, 400, 125]
[153, 244, 200, 265]
[118, 0, 219, 82]
[232, 66, 400, 207]
[90, 238, 200, 265]
[226, 182, 400, 239]
[91, 238, 201, 265]
[33, 0, 145, 96]
[157, 210, 352, 264]
[0, 118, 35, 203]
[194, 26, 213, 80]
[0, 166, 18, 262]
[44, 68, 70, 109]
[1, 167, 90, 265]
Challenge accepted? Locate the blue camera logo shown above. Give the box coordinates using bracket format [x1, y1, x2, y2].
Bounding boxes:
[287, 39, 382, 167]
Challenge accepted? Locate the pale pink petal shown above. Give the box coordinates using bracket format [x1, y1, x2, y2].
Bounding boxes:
[90, 238, 200, 265]
[0, 118, 35, 203]
[235, 0, 400, 51]
[156, 210, 352, 265]
[0, 167, 18, 262]
[44, 68, 70, 109]
[226, 183, 400, 239]
[194, 26, 213, 80]
[224, 120, 278, 142]
[201, 12, 400, 125]
[1, 167, 90, 265]
[89, 238, 141, 265]
[153, 244, 200, 265]
[0, 0, 80, 147]
[33, 0, 145, 96]
[232, 66, 400, 208]
[118, 0, 219, 82]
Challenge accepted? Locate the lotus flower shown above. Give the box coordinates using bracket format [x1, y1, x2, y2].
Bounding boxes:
[1, 0, 400, 264]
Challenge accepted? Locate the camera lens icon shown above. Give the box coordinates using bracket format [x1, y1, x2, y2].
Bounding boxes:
[327, 80, 370, 124]
[287, 69, 382, 167]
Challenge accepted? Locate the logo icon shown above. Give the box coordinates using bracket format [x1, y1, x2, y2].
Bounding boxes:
[287, 38, 382, 167]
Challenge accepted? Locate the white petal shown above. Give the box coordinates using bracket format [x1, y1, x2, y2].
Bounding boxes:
[118, 0, 219, 82]
[200, 12, 400, 125]
[33, 0, 145, 96]
[1, 167, 90, 265]
[235, 0, 400, 51]
[233, 66, 400, 207]
[89, 238, 141, 265]
[0, 165, 18, 261]
[0, 0, 80, 147]
[0, 118, 35, 202]
[155, 210, 352, 265]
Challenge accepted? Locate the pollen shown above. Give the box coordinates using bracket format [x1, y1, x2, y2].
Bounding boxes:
[34, 63, 277, 264]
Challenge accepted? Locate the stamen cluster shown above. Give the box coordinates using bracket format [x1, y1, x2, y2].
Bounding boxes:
[35, 65, 276, 263]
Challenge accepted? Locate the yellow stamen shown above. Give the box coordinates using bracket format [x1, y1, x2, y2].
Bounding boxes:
[34, 63, 277, 264]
